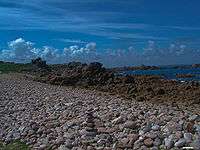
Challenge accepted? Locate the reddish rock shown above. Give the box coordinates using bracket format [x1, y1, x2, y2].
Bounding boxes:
[123, 121, 138, 129]
[144, 138, 154, 147]
[127, 133, 139, 143]
[186, 121, 195, 133]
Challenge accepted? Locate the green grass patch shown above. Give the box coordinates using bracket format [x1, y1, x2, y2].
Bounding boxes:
[0, 140, 30, 150]
[0, 62, 31, 74]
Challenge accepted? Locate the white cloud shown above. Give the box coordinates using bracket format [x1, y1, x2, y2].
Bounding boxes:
[57, 39, 87, 44]
[0, 38, 200, 66]
[0, 38, 36, 62]
[85, 42, 96, 52]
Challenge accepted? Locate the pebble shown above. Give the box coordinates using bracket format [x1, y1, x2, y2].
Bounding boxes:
[0, 75, 199, 149]
[151, 125, 160, 131]
[112, 116, 123, 124]
[174, 138, 186, 147]
[164, 135, 174, 149]
[144, 138, 154, 147]
[188, 115, 198, 121]
[123, 121, 137, 129]
[153, 138, 161, 146]
[184, 133, 193, 143]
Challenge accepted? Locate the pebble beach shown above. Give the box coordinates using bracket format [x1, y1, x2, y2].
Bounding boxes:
[0, 74, 200, 149]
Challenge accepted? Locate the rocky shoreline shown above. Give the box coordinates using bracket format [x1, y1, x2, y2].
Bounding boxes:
[0, 74, 200, 149]
[31, 61, 200, 115]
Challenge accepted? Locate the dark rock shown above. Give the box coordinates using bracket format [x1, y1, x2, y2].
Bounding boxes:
[31, 57, 47, 68]
[122, 75, 135, 84]
[157, 88, 165, 95]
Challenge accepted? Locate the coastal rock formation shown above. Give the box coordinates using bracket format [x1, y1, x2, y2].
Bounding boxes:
[44, 62, 115, 86]
[32, 61, 200, 112]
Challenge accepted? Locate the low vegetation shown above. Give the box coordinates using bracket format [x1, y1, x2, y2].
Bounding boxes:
[0, 61, 31, 74]
[0, 140, 30, 150]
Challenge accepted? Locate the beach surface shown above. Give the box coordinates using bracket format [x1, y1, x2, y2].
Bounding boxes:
[0, 74, 200, 149]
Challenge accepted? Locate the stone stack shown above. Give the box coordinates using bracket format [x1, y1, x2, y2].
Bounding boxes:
[84, 109, 97, 138]
[81, 109, 98, 148]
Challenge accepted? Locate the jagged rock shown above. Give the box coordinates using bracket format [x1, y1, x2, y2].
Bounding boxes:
[31, 57, 47, 68]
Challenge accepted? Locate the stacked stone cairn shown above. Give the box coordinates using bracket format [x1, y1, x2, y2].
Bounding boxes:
[81, 108, 98, 147]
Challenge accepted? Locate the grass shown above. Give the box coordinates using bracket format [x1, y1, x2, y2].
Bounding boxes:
[0, 140, 30, 150]
[0, 62, 31, 74]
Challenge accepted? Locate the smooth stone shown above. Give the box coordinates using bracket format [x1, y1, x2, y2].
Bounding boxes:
[144, 138, 153, 147]
[151, 125, 160, 131]
[123, 121, 137, 129]
[188, 115, 198, 121]
[38, 144, 47, 149]
[140, 145, 148, 150]
[117, 138, 130, 148]
[184, 133, 193, 143]
[87, 146, 95, 150]
[153, 138, 161, 146]
[175, 131, 183, 140]
[85, 127, 97, 132]
[65, 140, 73, 148]
[164, 135, 174, 149]
[174, 138, 186, 147]
[112, 116, 123, 124]
[127, 134, 139, 143]
[97, 139, 107, 146]
[58, 145, 70, 150]
[85, 123, 95, 128]
[150, 147, 159, 150]
[194, 124, 200, 133]
[145, 132, 157, 139]
[191, 137, 200, 149]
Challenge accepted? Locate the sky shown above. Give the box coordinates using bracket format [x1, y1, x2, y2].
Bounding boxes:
[0, 0, 200, 67]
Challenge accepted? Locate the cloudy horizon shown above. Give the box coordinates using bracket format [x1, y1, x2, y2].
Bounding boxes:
[0, 0, 200, 66]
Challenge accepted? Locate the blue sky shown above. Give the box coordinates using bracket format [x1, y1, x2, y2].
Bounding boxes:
[0, 0, 200, 66]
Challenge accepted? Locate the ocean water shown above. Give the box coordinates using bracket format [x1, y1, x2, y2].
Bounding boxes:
[123, 67, 200, 81]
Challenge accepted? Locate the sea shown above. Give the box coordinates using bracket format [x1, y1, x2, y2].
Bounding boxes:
[122, 67, 200, 82]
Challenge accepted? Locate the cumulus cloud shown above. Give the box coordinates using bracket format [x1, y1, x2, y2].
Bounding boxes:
[0, 38, 200, 66]
[0, 38, 36, 62]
